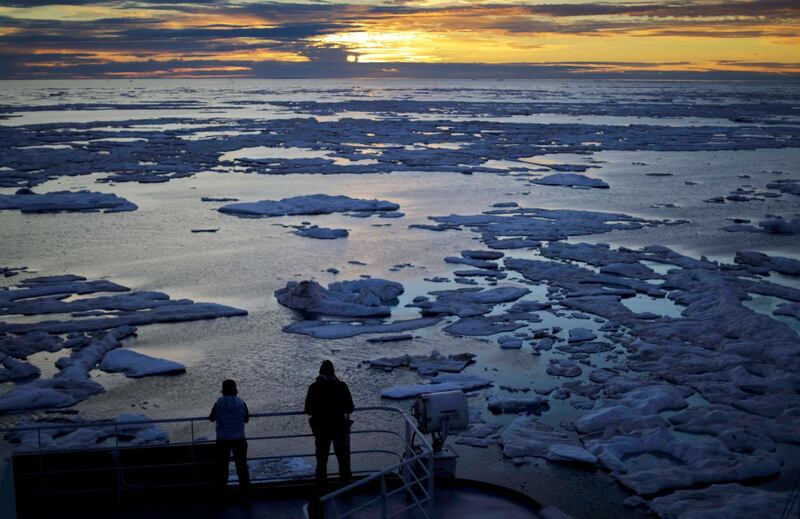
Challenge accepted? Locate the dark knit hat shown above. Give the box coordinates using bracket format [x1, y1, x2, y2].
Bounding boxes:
[319, 360, 335, 375]
[221, 379, 238, 396]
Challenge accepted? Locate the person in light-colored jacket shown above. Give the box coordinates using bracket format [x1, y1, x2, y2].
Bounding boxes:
[209, 379, 251, 492]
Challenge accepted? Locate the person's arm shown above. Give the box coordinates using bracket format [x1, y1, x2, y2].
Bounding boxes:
[304, 385, 314, 416]
[343, 383, 355, 415]
[243, 401, 250, 423]
[209, 402, 217, 422]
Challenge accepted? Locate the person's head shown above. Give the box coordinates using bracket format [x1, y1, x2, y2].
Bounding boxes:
[319, 360, 335, 376]
[221, 379, 238, 396]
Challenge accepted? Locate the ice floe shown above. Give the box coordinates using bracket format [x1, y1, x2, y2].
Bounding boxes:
[531, 173, 609, 189]
[487, 395, 549, 415]
[0, 327, 135, 412]
[413, 206, 680, 249]
[649, 483, 791, 519]
[501, 416, 589, 462]
[0, 190, 137, 213]
[294, 225, 349, 239]
[284, 317, 440, 339]
[381, 373, 492, 399]
[0, 275, 247, 335]
[275, 278, 403, 317]
[219, 194, 398, 218]
[99, 349, 186, 378]
[367, 350, 475, 375]
[584, 428, 780, 495]
[734, 250, 800, 276]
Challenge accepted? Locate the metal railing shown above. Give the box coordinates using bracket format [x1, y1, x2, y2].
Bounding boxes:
[0, 406, 434, 518]
[314, 413, 434, 519]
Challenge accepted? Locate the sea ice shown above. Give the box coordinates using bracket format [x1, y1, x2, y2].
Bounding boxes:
[487, 396, 549, 415]
[734, 250, 800, 276]
[380, 373, 493, 400]
[649, 483, 791, 519]
[531, 173, 609, 189]
[501, 416, 582, 459]
[584, 428, 780, 495]
[99, 349, 186, 378]
[0, 355, 40, 382]
[546, 359, 582, 378]
[275, 278, 402, 317]
[0, 190, 137, 213]
[366, 351, 474, 374]
[567, 327, 597, 342]
[0, 275, 247, 335]
[545, 444, 597, 465]
[498, 336, 523, 349]
[219, 194, 399, 217]
[294, 225, 348, 239]
[0, 327, 135, 412]
[284, 317, 441, 339]
[410, 286, 530, 318]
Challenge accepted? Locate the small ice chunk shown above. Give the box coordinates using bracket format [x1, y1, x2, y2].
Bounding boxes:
[487, 396, 549, 415]
[294, 226, 348, 239]
[546, 359, 582, 378]
[568, 327, 597, 343]
[532, 173, 608, 189]
[498, 336, 523, 349]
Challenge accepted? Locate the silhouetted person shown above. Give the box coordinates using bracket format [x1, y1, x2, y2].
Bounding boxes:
[305, 360, 354, 489]
[209, 379, 251, 493]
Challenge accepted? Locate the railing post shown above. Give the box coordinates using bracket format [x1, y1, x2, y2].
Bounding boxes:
[426, 450, 435, 518]
[37, 428, 43, 495]
[190, 419, 197, 483]
[114, 423, 122, 502]
[402, 419, 412, 486]
[380, 474, 388, 519]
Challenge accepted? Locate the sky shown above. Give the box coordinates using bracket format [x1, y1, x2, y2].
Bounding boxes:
[0, 0, 798, 79]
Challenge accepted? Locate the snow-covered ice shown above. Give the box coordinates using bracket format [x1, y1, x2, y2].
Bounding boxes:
[0, 190, 137, 213]
[531, 173, 609, 189]
[99, 349, 186, 378]
[219, 194, 399, 218]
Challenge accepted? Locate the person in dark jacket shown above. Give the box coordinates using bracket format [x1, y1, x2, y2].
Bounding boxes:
[305, 360, 354, 488]
[209, 379, 251, 492]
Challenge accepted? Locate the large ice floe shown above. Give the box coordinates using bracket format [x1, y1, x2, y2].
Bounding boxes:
[0, 190, 137, 213]
[0, 273, 247, 412]
[218, 194, 399, 218]
[275, 278, 403, 317]
[0, 275, 247, 334]
[410, 206, 683, 249]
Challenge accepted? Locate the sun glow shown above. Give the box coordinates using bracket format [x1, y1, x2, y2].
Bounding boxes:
[1, 0, 798, 77]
